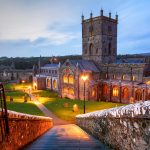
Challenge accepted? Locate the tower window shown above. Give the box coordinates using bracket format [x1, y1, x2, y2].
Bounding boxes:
[96, 48, 98, 54]
[89, 43, 93, 55]
[108, 26, 112, 34]
[108, 42, 111, 55]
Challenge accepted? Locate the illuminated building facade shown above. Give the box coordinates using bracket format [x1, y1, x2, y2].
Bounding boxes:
[33, 63, 60, 91]
[58, 10, 150, 103]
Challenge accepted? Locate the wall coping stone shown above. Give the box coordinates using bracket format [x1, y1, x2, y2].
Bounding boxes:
[0, 109, 52, 121]
[76, 100, 150, 118]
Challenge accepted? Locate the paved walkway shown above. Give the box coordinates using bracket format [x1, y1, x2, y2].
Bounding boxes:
[24, 124, 111, 150]
[29, 94, 70, 125]
[27, 94, 111, 149]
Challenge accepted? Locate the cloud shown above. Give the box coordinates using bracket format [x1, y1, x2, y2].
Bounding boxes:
[0, 0, 150, 57]
[0, 0, 79, 45]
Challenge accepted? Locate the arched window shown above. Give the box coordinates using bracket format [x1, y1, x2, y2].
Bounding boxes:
[108, 42, 111, 55]
[123, 88, 129, 99]
[103, 85, 108, 95]
[135, 89, 142, 101]
[68, 88, 74, 95]
[92, 88, 96, 97]
[63, 75, 68, 83]
[89, 43, 93, 55]
[47, 79, 51, 87]
[53, 80, 57, 89]
[68, 75, 74, 84]
[132, 75, 136, 81]
[63, 87, 68, 93]
[113, 74, 116, 79]
[113, 86, 119, 97]
[122, 75, 125, 80]
[105, 73, 108, 79]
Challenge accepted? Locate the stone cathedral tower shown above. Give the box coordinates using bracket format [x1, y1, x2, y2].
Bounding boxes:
[82, 10, 118, 64]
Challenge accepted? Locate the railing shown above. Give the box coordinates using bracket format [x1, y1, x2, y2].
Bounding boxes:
[0, 83, 9, 142]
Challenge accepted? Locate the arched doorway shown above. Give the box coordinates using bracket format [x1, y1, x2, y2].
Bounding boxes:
[122, 87, 129, 99]
[47, 79, 51, 88]
[103, 84, 108, 96]
[135, 89, 142, 101]
[53, 80, 57, 90]
[63, 87, 68, 93]
[68, 88, 74, 95]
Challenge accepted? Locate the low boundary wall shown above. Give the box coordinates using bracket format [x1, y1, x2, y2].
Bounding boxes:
[0, 110, 53, 150]
[76, 101, 150, 150]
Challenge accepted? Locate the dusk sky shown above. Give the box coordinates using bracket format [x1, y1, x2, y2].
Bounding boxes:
[0, 0, 150, 57]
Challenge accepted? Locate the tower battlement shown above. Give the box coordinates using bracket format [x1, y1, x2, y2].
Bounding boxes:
[82, 10, 118, 64]
[82, 10, 118, 24]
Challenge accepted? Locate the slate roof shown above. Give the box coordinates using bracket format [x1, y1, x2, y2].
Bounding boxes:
[70, 60, 99, 72]
[43, 63, 59, 68]
[117, 58, 145, 63]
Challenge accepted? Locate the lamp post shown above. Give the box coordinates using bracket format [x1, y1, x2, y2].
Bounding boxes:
[119, 80, 122, 103]
[81, 75, 88, 114]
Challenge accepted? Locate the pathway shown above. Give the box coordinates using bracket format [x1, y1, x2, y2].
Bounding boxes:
[27, 94, 111, 149]
[24, 124, 111, 150]
[29, 94, 70, 125]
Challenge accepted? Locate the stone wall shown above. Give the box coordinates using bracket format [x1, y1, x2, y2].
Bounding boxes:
[0, 110, 53, 150]
[76, 101, 150, 150]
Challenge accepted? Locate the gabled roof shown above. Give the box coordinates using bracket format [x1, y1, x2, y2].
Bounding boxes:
[70, 60, 99, 72]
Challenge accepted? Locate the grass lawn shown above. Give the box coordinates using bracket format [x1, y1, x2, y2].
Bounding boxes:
[32, 90, 58, 98]
[7, 101, 44, 116]
[3, 84, 125, 121]
[3, 83, 44, 116]
[6, 91, 26, 97]
[4, 83, 32, 91]
[35, 90, 125, 121]
[44, 98, 124, 121]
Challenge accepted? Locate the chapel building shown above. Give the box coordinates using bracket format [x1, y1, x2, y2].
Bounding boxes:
[58, 10, 150, 103]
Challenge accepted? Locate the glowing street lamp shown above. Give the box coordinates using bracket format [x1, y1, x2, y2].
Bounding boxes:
[81, 74, 88, 114]
[22, 80, 25, 83]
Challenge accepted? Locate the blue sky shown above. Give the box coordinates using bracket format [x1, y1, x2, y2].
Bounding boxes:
[0, 0, 150, 57]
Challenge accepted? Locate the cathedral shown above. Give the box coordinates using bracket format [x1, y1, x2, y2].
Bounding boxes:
[58, 10, 150, 103]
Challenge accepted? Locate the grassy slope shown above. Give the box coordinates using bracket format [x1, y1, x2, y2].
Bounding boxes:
[7, 101, 44, 116]
[34, 90, 124, 121]
[3, 83, 44, 116]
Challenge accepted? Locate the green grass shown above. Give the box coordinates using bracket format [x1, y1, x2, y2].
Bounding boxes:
[6, 91, 26, 97]
[3, 83, 44, 116]
[3, 83, 125, 121]
[37, 96, 124, 121]
[32, 90, 58, 98]
[4, 83, 14, 90]
[7, 101, 44, 116]
[4, 83, 32, 91]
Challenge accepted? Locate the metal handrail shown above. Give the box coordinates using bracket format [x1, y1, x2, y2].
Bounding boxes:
[0, 83, 9, 142]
